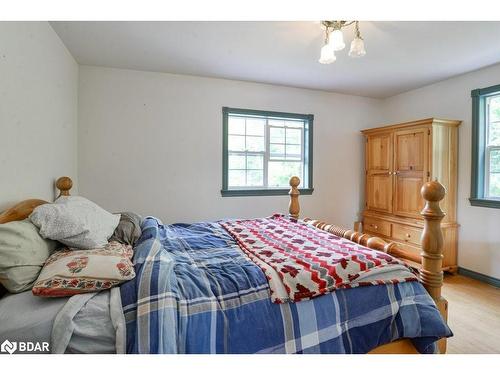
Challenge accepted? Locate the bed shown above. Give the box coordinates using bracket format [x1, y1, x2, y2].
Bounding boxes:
[0, 176, 451, 354]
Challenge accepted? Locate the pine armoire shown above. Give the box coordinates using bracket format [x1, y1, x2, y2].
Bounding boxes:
[360, 118, 460, 273]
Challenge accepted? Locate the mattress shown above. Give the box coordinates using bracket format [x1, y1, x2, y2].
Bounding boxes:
[0, 289, 121, 354]
[0, 291, 67, 353]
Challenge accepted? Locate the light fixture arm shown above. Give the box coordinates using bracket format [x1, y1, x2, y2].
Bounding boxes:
[321, 20, 356, 31]
[354, 21, 363, 40]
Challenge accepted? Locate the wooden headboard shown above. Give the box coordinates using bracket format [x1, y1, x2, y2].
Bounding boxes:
[0, 177, 73, 224]
[0, 177, 73, 298]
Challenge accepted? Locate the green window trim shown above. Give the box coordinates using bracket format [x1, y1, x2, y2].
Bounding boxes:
[470, 83, 500, 209]
[221, 188, 314, 197]
[221, 107, 314, 197]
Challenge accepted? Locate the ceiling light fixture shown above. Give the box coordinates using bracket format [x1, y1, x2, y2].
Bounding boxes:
[319, 21, 366, 64]
[318, 28, 336, 64]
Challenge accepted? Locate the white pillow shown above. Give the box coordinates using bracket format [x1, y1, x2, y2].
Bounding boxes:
[30, 196, 120, 249]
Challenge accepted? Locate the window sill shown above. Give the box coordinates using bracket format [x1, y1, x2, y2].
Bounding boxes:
[469, 198, 500, 209]
[221, 188, 314, 197]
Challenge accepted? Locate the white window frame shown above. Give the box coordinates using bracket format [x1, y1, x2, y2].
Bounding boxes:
[485, 145, 500, 199]
[484, 95, 500, 200]
[222, 107, 314, 197]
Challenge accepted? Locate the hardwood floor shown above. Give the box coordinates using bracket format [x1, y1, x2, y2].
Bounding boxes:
[442, 274, 500, 354]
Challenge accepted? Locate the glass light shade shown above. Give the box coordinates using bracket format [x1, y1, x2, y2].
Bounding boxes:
[329, 29, 345, 51]
[349, 37, 366, 57]
[318, 43, 336, 64]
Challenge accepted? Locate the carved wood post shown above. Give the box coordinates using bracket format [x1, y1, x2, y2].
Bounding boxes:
[420, 180, 446, 300]
[56, 176, 73, 197]
[288, 176, 300, 219]
[420, 180, 448, 354]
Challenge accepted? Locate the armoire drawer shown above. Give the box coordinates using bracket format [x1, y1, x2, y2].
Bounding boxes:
[392, 223, 422, 246]
[363, 217, 391, 237]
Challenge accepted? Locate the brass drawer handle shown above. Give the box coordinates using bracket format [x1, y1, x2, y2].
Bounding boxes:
[370, 224, 378, 230]
[405, 233, 411, 238]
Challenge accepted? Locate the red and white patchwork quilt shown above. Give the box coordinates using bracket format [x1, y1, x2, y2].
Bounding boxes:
[221, 214, 418, 303]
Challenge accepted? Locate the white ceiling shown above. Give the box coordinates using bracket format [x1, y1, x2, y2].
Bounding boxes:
[51, 21, 500, 98]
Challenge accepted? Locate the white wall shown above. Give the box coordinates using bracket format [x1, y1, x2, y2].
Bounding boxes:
[77, 57, 500, 279]
[78, 66, 383, 227]
[1, 23, 496, 278]
[0, 22, 78, 210]
[380, 63, 500, 279]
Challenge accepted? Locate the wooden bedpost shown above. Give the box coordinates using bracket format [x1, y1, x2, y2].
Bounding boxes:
[420, 179, 448, 354]
[288, 176, 300, 219]
[0, 176, 73, 224]
[420, 180, 446, 301]
[56, 176, 73, 197]
[290, 176, 450, 353]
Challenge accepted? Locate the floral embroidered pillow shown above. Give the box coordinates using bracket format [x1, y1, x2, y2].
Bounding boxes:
[32, 241, 135, 297]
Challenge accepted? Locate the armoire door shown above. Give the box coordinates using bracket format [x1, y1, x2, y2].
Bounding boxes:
[393, 128, 429, 218]
[365, 132, 393, 213]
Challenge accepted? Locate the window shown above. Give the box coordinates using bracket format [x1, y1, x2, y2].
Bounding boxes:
[470, 84, 500, 208]
[222, 107, 313, 196]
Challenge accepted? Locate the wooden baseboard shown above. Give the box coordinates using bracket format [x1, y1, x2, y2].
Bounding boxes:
[458, 267, 500, 288]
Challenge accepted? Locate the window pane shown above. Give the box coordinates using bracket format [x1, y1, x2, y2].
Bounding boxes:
[488, 148, 500, 197]
[488, 122, 500, 146]
[228, 170, 246, 187]
[270, 143, 285, 158]
[268, 161, 303, 187]
[246, 170, 263, 186]
[489, 173, 500, 197]
[270, 127, 285, 143]
[246, 136, 264, 152]
[268, 119, 285, 127]
[246, 118, 265, 136]
[228, 153, 246, 169]
[489, 96, 500, 123]
[246, 154, 263, 170]
[224, 109, 311, 192]
[228, 117, 245, 135]
[490, 148, 500, 173]
[228, 135, 245, 151]
[285, 120, 304, 128]
[286, 128, 302, 144]
[286, 144, 302, 159]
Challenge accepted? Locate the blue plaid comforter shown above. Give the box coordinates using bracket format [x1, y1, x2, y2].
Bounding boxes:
[120, 217, 452, 354]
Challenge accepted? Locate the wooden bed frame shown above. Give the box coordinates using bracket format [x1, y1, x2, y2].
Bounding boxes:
[0, 175, 449, 354]
[0, 177, 72, 224]
[288, 176, 449, 354]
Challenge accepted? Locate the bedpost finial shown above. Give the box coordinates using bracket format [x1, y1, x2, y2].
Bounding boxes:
[56, 176, 73, 197]
[289, 176, 300, 189]
[421, 180, 445, 203]
[288, 176, 300, 219]
[420, 178, 446, 306]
